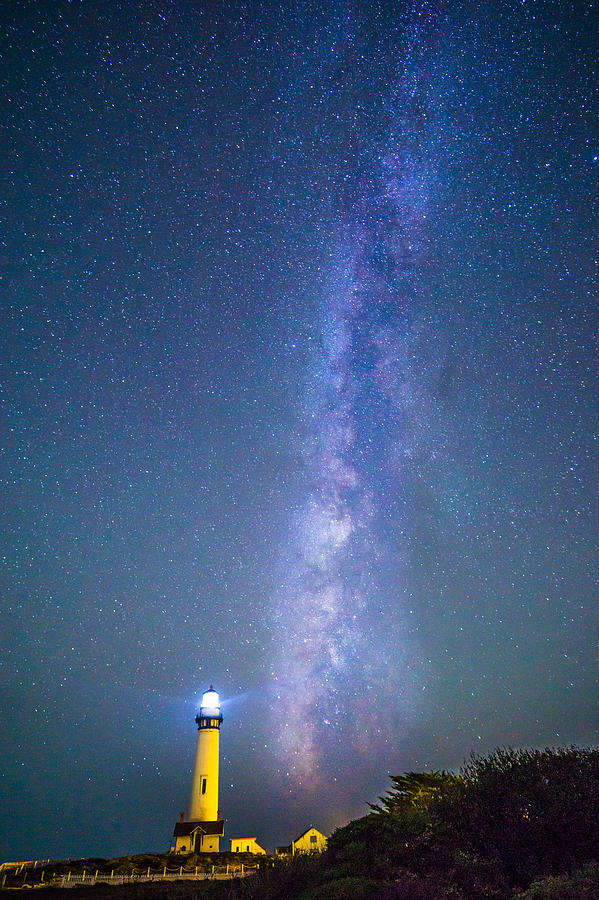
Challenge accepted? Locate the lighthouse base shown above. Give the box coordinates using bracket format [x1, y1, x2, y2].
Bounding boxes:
[172, 819, 224, 854]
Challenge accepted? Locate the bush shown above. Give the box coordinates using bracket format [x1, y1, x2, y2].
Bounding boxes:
[326, 808, 430, 879]
[515, 863, 599, 899]
[376, 870, 458, 899]
[434, 747, 599, 889]
[232, 853, 327, 900]
[296, 876, 386, 900]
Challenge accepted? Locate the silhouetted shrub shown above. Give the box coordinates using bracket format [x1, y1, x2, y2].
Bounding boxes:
[232, 853, 327, 900]
[434, 746, 599, 889]
[515, 863, 599, 899]
[376, 870, 457, 899]
[326, 807, 430, 879]
[296, 876, 386, 900]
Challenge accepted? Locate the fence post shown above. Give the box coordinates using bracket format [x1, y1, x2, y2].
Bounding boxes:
[147, 867, 150, 878]
[179, 865, 182, 876]
[67, 871, 71, 882]
[111, 870, 114, 879]
[163, 867, 166, 876]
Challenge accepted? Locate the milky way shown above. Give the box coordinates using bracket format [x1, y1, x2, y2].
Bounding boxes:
[270, 6, 442, 782]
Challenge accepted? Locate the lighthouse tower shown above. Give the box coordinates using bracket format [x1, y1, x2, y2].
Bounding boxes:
[189, 686, 222, 820]
[172, 686, 225, 854]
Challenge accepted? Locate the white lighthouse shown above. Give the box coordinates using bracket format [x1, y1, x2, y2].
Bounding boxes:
[172, 686, 225, 854]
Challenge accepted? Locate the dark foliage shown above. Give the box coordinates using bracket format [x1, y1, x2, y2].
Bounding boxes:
[326, 809, 430, 879]
[375, 871, 462, 900]
[433, 746, 599, 889]
[324, 747, 599, 899]
[370, 770, 462, 815]
[295, 876, 385, 899]
[515, 863, 599, 899]
[221, 853, 325, 900]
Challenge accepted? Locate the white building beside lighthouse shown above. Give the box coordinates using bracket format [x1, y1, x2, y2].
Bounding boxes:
[172, 687, 225, 853]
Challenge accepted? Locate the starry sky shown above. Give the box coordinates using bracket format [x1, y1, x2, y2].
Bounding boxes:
[1, 0, 597, 862]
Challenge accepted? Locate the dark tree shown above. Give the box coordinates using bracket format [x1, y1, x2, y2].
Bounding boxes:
[370, 770, 462, 815]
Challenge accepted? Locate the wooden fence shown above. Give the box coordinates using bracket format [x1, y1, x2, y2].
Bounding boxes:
[59, 864, 258, 886]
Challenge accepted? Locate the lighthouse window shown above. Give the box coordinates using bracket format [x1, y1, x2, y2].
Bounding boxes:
[201, 778, 207, 794]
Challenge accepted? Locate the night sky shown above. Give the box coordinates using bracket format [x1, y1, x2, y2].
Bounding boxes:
[1, 0, 597, 862]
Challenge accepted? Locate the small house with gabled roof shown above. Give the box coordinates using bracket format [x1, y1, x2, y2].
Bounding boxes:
[172, 816, 225, 854]
[292, 826, 327, 853]
[275, 826, 327, 856]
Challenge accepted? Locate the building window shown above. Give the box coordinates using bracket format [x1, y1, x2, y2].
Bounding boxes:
[310, 835, 317, 843]
[201, 778, 207, 794]
[246, 845, 250, 852]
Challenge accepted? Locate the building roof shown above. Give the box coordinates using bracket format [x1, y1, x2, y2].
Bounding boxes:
[173, 820, 225, 837]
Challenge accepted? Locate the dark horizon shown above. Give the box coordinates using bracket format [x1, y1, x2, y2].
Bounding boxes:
[1, 0, 597, 862]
